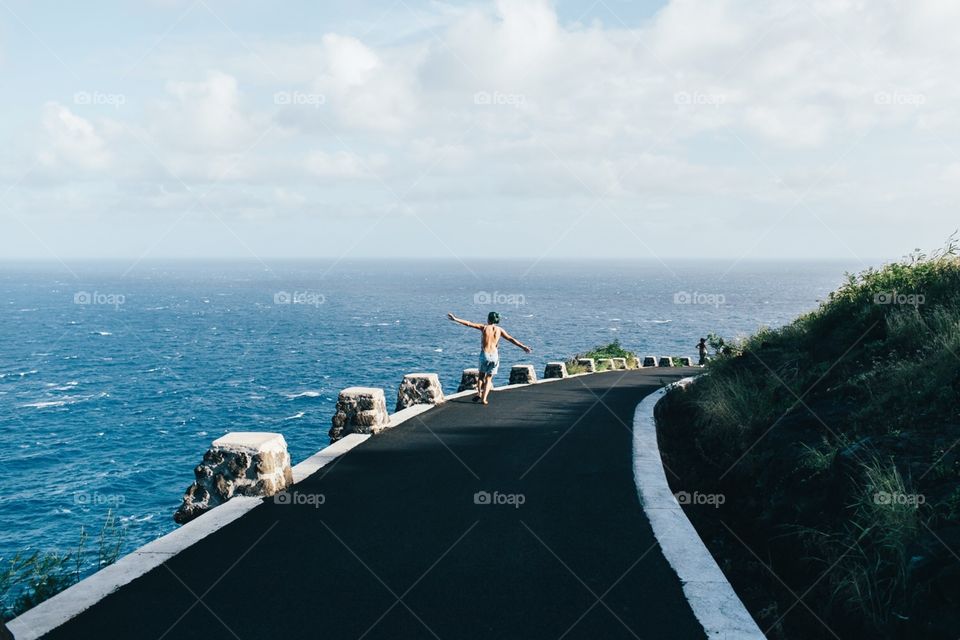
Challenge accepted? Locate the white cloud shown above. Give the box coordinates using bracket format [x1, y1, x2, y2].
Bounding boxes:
[6, 0, 960, 259]
[38, 102, 112, 171]
[157, 71, 268, 151]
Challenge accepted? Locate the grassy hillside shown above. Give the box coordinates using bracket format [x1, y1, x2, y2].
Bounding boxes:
[657, 243, 960, 639]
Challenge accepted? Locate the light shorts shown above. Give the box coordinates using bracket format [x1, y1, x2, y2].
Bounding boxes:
[479, 349, 500, 376]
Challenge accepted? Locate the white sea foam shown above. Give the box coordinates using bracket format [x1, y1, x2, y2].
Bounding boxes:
[283, 390, 322, 399]
[283, 411, 305, 421]
[21, 400, 68, 409]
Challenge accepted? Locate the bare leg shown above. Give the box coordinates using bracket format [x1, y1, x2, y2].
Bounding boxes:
[481, 374, 493, 404]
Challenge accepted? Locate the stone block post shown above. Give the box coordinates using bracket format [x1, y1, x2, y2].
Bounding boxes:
[174, 432, 293, 524]
[544, 362, 568, 379]
[330, 387, 390, 442]
[396, 373, 445, 411]
[457, 368, 480, 392]
[509, 365, 537, 385]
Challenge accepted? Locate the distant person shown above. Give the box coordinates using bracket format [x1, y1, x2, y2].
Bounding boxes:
[448, 311, 532, 405]
[696, 338, 708, 365]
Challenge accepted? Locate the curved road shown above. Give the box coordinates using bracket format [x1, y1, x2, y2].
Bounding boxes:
[43, 369, 706, 640]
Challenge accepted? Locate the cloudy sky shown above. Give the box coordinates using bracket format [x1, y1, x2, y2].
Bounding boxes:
[1, 0, 957, 265]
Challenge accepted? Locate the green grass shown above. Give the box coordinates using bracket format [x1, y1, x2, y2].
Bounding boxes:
[658, 239, 960, 638]
[569, 340, 637, 373]
[1, 511, 126, 621]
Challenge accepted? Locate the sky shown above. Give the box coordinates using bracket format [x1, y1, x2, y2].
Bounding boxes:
[0, 0, 958, 267]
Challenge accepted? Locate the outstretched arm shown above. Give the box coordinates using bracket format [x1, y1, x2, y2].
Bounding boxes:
[500, 329, 532, 353]
[447, 312, 483, 330]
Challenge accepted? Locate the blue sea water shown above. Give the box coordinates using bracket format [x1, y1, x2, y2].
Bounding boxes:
[0, 259, 859, 573]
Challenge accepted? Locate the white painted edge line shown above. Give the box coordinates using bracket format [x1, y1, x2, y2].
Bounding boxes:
[633, 378, 765, 639]
[8, 433, 372, 640]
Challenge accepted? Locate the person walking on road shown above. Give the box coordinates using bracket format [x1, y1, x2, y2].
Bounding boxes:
[448, 311, 532, 405]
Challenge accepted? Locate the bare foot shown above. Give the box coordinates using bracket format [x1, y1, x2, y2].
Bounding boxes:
[482, 399, 489, 405]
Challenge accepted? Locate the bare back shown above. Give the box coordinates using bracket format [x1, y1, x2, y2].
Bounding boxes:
[481, 324, 502, 352]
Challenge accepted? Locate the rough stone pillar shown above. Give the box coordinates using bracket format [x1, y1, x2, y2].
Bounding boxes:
[174, 432, 293, 524]
[677, 356, 693, 366]
[612, 357, 628, 370]
[457, 368, 480, 392]
[643, 356, 657, 367]
[630, 356, 642, 368]
[509, 364, 537, 385]
[330, 387, 390, 442]
[396, 373, 445, 411]
[658, 357, 674, 367]
[544, 362, 568, 379]
[576, 358, 596, 372]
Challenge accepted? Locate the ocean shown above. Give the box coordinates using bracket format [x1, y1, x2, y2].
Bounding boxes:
[0, 259, 860, 573]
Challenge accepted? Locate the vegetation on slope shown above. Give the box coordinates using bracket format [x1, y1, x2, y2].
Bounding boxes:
[1, 512, 125, 621]
[657, 240, 960, 639]
[567, 340, 638, 372]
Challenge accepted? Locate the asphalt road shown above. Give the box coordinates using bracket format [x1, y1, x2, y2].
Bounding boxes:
[42, 368, 706, 640]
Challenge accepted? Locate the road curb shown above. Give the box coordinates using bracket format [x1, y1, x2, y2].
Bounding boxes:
[632, 378, 765, 639]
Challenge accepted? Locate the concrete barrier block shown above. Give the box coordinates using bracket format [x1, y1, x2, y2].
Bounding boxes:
[658, 357, 674, 367]
[330, 387, 390, 442]
[396, 373, 445, 412]
[457, 368, 480, 393]
[677, 356, 693, 367]
[597, 358, 615, 371]
[612, 357, 628, 370]
[543, 362, 568, 379]
[174, 432, 293, 524]
[642, 356, 657, 367]
[576, 358, 596, 373]
[630, 357, 642, 369]
[509, 364, 537, 385]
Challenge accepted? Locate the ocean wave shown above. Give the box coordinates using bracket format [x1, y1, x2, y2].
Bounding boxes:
[20, 392, 108, 409]
[283, 391, 322, 400]
[283, 411, 305, 421]
[47, 381, 80, 391]
[640, 319, 672, 324]
[22, 399, 68, 409]
[0, 370, 39, 379]
[92, 331, 113, 336]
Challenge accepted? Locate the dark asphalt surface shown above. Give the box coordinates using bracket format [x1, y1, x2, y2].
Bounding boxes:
[43, 369, 706, 640]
